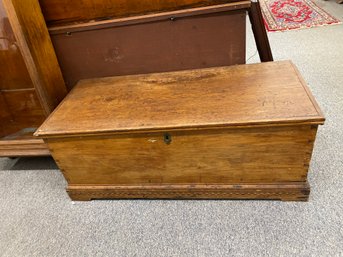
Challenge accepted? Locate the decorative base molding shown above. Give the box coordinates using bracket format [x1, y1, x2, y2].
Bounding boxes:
[67, 183, 310, 201]
[0, 138, 50, 157]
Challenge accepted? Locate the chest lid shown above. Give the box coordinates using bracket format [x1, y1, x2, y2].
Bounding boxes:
[35, 61, 324, 138]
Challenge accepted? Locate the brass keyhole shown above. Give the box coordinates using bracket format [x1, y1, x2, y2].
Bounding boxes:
[164, 133, 172, 145]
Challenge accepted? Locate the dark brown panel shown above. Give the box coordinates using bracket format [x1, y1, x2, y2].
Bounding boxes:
[50, 10, 246, 89]
[39, 0, 241, 25]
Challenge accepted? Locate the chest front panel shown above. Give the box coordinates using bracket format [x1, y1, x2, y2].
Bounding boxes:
[48, 125, 317, 186]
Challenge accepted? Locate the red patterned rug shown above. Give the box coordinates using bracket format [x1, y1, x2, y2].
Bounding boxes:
[260, 0, 341, 32]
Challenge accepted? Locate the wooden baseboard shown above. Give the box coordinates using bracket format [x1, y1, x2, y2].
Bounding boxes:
[67, 183, 310, 201]
[0, 128, 50, 157]
[0, 138, 50, 157]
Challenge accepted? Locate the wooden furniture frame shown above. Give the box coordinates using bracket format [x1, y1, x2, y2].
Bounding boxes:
[248, 0, 273, 62]
[0, 0, 67, 157]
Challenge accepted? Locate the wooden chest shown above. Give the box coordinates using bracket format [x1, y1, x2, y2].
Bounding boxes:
[35, 61, 325, 201]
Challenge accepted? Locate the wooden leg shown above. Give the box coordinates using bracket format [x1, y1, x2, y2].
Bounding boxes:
[248, 0, 274, 62]
[280, 195, 309, 202]
[67, 192, 92, 201]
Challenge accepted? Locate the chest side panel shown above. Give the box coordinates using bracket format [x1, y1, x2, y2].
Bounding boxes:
[47, 125, 318, 185]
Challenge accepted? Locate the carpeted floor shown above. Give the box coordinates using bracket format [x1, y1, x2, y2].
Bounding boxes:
[1, 1, 342, 256]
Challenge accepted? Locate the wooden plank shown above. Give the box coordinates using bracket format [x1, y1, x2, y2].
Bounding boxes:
[35, 61, 325, 138]
[48, 2, 251, 34]
[40, 0, 244, 26]
[2, 0, 67, 115]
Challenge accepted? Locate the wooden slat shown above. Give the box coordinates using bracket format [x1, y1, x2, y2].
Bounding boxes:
[2, 0, 67, 115]
[48, 2, 251, 34]
[40, 0, 243, 26]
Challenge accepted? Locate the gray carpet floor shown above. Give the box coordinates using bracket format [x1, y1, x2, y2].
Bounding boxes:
[1, 1, 343, 256]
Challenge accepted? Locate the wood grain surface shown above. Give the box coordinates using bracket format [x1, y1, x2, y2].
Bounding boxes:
[47, 125, 317, 185]
[35, 61, 325, 138]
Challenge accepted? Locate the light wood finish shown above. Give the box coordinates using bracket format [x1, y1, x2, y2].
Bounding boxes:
[0, 127, 49, 157]
[36, 61, 324, 138]
[3, 0, 67, 115]
[40, 0, 241, 25]
[36, 61, 324, 201]
[47, 125, 316, 184]
[0, 138, 49, 157]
